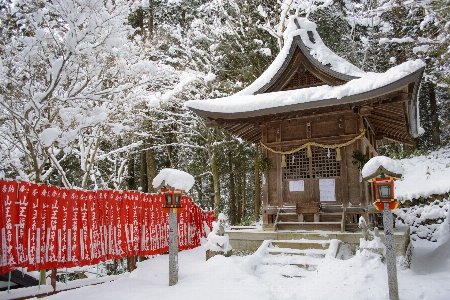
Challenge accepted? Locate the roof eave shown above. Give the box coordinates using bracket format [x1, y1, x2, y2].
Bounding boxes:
[188, 66, 425, 121]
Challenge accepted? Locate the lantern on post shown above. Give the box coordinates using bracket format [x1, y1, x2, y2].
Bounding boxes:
[152, 168, 195, 287]
[362, 156, 403, 300]
[362, 157, 402, 212]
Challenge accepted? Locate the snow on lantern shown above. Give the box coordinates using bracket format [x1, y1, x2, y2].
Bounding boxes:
[361, 156, 403, 211]
[153, 168, 195, 213]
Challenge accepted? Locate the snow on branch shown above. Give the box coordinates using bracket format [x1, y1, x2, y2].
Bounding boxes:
[97, 141, 143, 160]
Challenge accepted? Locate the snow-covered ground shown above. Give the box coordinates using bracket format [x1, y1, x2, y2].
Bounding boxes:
[29, 231, 450, 300]
[395, 147, 450, 201]
[1, 148, 443, 299]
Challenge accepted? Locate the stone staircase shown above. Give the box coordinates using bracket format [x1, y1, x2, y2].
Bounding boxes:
[274, 207, 345, 232]
[255, 239, 341, 278]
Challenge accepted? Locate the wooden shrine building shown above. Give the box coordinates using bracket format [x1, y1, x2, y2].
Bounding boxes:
[186, 17, 425, 231]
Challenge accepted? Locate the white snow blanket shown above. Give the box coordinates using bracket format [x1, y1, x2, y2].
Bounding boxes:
[152, 168, 195, 192]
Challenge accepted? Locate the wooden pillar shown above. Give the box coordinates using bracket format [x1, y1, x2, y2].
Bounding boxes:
[276, 124, 282, 208]
[128, 256, 136, 272]
[51, 268, 57, 291]
[39, 269, 46, 286]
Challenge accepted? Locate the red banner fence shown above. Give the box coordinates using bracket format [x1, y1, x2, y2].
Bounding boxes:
[0, 180, 215, 274]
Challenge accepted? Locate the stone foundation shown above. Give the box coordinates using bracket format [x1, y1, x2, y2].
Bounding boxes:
[225, 226, 410, 256]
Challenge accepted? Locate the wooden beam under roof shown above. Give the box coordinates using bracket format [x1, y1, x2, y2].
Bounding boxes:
[374, 126, 411, 144]
[236, 124, 256, 136]
[381, 133, 415, 146]
[240, 127, 261, 143]
[369, 114, 406, 127]
[374, 103, 406, 116]
[226, 123, 250, 134]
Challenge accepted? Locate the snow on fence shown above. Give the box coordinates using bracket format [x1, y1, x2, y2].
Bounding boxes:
[0, 180, 215, 274]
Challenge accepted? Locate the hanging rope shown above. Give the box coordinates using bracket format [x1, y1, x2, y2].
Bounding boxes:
[260, 129, 366, 162]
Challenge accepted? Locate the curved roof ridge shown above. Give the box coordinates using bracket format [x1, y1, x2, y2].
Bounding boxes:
[237, 16, 365, 96]
[292, 18, 365, 78]
[186, 63, 425, 118]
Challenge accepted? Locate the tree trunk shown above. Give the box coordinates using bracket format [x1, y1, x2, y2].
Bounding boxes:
[254, 153, 261, 221]
[429, 84, 441, 148]
[165, 144, 173, 168]
[127, 152, 135, 190]
[148, 1, 154, 40]
[207, 129, 221, 217]
[140, 148, 148, 193]
[228, 149, 237, 224]
[241, 172, 246, 222]
[146, 146, 157, 192]
[196, 176, 204, 207]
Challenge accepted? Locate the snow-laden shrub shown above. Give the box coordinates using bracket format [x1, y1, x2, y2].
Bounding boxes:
[205, 213, 232, 253]
[395, 199, 449, 242]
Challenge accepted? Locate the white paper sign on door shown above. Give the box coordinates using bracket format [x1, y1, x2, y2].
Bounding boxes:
[319, 179, 335, 201]
[289, 180, 304, 192]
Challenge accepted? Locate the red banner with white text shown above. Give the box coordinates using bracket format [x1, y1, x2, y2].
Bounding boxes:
[0, 180, 214, 274]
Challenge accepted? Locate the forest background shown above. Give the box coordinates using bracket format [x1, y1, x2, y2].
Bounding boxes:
[1, 0, 449, 226]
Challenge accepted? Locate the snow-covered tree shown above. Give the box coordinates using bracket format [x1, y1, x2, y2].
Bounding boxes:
[0, 0, 160, 186]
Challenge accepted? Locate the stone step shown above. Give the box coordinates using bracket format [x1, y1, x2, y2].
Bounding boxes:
[270, 239, 341, 258]
[261, 252, 323, 269]
[267, 248, 327, 258]
[271, 239, 332, 250]
[278, 222, 342, 225]
[255, 239, 341, 274]
[276, 222, 343, 232]
[256, 263, 313, 278]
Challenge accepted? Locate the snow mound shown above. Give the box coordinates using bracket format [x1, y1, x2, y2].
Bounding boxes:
[40, 127, 61, 147]
[361, 155, 403, 179]
[152, 168, 195, 192]
[395, 199, 449, 243]
[395, 147, 450, 200]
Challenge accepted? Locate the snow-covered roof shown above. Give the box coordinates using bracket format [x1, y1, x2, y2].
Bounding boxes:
[186, 60, 424, 117]
[152, 168, 195, 192]
[185, 17, 425, 144]
[185, 16, 424, 117]
[237, 17, 365, 96]
[361, 156, 404, 181]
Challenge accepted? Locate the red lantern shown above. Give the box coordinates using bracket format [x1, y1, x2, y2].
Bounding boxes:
[372, 177, 396, 201]
[372, 176, 399, 211]
[161, 186, 184, 214]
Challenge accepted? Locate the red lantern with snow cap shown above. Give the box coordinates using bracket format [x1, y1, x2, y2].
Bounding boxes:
[361, 156, 403, 211]
[153, 168, 195, 214]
